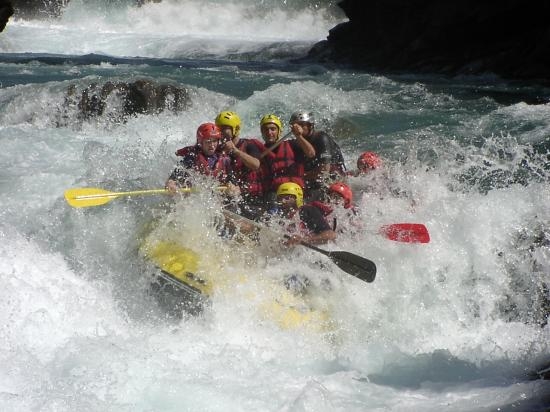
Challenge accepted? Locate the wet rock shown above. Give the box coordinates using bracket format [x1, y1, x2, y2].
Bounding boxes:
[10, 1, 160, 19]
[57, 79, 191, 126]
[306, 0, 550, 81]
[136, 0, 162, 5]
[11, 0, 68, 18]
[0, 0, 14, 32]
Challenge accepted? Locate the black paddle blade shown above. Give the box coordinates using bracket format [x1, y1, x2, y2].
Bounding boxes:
[327, 250, 377, 283]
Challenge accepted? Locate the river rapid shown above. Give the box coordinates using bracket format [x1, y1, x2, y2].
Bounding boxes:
[1, 1, 549, 411]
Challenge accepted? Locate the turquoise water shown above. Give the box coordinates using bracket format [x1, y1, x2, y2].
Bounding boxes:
[1, 1, 549, 410]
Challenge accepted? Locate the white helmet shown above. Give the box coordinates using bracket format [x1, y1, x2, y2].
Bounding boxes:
[289, 110, 315, 125]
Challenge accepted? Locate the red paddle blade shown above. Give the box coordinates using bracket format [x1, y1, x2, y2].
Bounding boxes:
[380, 223, 430, 243]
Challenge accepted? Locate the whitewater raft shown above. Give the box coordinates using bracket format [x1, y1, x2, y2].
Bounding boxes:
[140, 235, 336, 332]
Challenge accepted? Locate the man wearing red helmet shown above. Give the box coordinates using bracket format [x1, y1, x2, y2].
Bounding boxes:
[327, 181, 354, 209]
[165, 122, 231, 192]
[324, 181, 362, 236]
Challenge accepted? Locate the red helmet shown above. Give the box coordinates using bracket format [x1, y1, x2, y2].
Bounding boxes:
[196, 122, 222, 144]
[328, 182, 353, 209]
[357, 151, 382, 171]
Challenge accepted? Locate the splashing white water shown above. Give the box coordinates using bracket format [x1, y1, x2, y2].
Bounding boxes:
[2, 0, 345, 58]
[1, 6, 549, 408]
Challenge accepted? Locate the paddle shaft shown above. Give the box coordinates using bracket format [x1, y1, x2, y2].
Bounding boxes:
[288, 236, 376, 283]
[64, 186, 227, 208]
[223, 209, 376, 283]
[74, 189, 170, 200]
[260, 132, 293, 159]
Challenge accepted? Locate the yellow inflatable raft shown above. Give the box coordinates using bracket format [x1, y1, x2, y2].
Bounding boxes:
[140, 238, 335, 332]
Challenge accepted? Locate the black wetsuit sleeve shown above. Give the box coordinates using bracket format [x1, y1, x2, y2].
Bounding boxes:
[316, 133, 332, 163]
[312, 132, 346, 172]
[304, 133, 329, 171]
[290, 139, 306, 162]
[299, 205, 331, 234]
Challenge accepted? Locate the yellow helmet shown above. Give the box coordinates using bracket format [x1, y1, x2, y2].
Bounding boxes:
[276, 182, 304, 208]
[260, 114, 283, 139]
[215, 111, 241, 137]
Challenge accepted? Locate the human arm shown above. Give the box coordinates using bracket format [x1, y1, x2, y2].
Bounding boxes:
[165, 178, 179, 193]
[165, 163, 192, 193]
[284, 229, 336, 246]
[221, 209, 258, 235]
[224, 139, 260, 171]
[291, 123, 316, 159]
[284, 205, 336, 246]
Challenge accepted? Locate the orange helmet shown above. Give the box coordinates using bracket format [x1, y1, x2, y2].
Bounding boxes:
[357, 151, 382, 171]
[196, 122, 222, 144]
[328, 182, 353, 209]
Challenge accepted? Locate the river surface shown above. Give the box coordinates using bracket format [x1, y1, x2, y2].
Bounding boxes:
[1, 1, 549, 410]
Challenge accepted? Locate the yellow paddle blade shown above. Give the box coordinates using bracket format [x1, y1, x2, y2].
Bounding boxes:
[64, 187, 119, 208]
[64, 188, 169, 208]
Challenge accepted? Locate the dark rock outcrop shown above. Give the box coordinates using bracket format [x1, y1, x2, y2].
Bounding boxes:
[10, 0, 68, 18]
[0, 0, 14, 32]
[137, 0, 162, 5]
[9, 0, 159, 19]
[57, 79, 191, 126]
[307, 0, 550, 81]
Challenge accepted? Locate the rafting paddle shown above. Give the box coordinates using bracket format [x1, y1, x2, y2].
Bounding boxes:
[64, 186, 226, 208]
[259, 131, 293, 158]
[380, 223, 430, 243]
[222, 209, 376, 283]
[289, 238, 376, 283]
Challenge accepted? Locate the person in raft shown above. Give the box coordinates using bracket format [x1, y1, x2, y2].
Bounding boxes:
[165, 122, 231, 191]
[269, 182, 336, 247]
[289, 110, 346, 201]
[257, 113, 315, 202]
[215, 110, 266, 219]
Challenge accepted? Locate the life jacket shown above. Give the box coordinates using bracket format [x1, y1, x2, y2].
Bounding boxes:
[175, 145, 229, 182]
[262, 140, 305, 191]
[230, 138, 265, 198]
[306, 201, 337, 231]
[305, 201, 357, 232]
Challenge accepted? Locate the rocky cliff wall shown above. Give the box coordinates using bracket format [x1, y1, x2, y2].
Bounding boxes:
[0, 0, 13, 31]
[307, 0, 550, 81]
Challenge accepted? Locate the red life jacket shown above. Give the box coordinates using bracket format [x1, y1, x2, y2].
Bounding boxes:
[175, 145, 229, 182]
[263, 140, 305, 191]
[230, 138, 265, 197]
